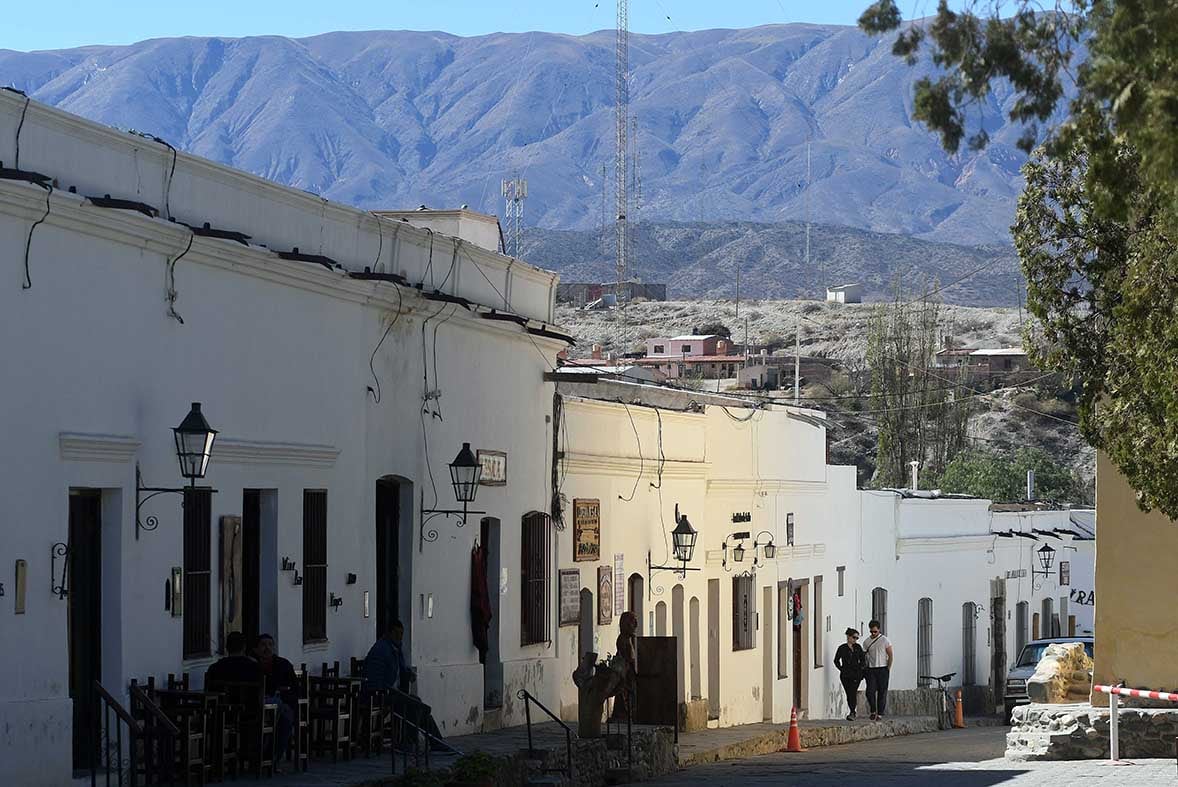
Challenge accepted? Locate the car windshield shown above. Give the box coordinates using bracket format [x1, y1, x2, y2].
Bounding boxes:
[1017, 642, 1094, 667]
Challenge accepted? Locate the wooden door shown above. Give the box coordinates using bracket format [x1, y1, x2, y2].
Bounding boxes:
[68, 491, 102, 772]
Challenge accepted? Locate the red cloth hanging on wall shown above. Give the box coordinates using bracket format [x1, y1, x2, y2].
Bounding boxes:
[470, 543, 492, 664]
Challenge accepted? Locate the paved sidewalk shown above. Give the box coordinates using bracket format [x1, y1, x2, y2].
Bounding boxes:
[645, 725, 1177, 786]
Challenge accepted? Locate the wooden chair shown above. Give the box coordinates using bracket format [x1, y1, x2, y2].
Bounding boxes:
[308, 676, 352, 762]
[290, 666, 310, 773]
[321, 661, 341, 678]
[348, 658, 383, 757]
[156, 692, 207, 787]
[207, 680, 277, 779]
[167, 672, 191, 691]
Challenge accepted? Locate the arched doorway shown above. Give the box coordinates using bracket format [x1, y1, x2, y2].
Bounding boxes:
[672, 586, 686, 704]
[579, 588, 595, 659]
[628, 573, 644, 635]
[689, 597, 702, 700]
[375, 477, 413, 645]
[655, 601, 668, 636]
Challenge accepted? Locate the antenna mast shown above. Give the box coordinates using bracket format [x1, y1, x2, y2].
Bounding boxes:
[501, 175, 527, 259]
[614, 0, 629, 313]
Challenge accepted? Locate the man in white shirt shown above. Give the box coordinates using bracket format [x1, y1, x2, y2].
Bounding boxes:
[862, 619, 893, 720]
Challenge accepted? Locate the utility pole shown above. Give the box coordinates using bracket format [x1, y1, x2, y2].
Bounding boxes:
[501, 175, 527, 259]
[735, 266, 741, 319]
[794, 320, 801, 406]
[614, 0, 629, 315]
[805, 139, 817, 297]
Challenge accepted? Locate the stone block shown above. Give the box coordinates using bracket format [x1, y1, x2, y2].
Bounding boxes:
[678, 700, 709, 733]
[1026, 643, 1093, 705]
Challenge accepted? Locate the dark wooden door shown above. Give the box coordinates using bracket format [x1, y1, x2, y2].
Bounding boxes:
[68, 491, 102, 772]
[241, 490, 261, 644]
[792, 621, 803, 709]
[375, 479, 400, 638]
[635, 636, 678, 728]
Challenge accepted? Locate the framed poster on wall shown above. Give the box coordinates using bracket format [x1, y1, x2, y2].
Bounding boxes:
[559, 569, 581, 626]
[477, 450, 507, 486]
[573, 499, 601, 562]
[598, 566, 613, 625]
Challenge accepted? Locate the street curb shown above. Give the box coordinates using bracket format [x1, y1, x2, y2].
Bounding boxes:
[678, 716, 941, 767]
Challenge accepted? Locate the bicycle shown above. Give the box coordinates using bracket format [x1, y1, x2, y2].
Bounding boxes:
[918, 672, 958, 729]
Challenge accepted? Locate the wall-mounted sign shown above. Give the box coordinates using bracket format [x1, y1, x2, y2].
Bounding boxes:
[786, 512, 795, 546]
[559, 569, 581, 626]
[731, 512, 752, 523]
[598, 566, 613, 625]
[1005, 569, 1028, 580]
[220, 515, 243, 651]
[1069, 588, 1094, 606]
[1059, 561, 1070, 586]
[613, 553, 625, 614]
[477, 450, 507, 486]
[170, 566, 184, 617]
[573, 499, 601, 562]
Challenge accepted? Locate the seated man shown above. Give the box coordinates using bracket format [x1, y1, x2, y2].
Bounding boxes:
[253, 633, 296, 768]
[206, 631, 263, 684]
[364, 620, 451, 752]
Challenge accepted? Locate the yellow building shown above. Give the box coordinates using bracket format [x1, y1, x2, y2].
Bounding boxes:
[1092, 452, 1178, 704]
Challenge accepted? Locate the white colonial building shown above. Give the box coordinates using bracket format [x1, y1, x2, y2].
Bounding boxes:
[0, 91, 568, 784]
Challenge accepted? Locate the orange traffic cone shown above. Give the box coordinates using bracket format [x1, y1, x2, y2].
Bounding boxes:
[953, 690, 966, 729]
[780, 706, 805, 752]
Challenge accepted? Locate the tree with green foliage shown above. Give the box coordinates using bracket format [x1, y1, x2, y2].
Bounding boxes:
[867, 286, 971, 487]
[934, 447, 1086, 503]
[859, 0, 1178, 517]
[694, 322, 732, 338]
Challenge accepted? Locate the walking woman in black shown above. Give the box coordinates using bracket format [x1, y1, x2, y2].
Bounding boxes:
[834, 627, 866, 720]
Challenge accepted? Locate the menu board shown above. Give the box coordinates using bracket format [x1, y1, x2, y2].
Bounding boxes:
[559, 569, 581, 626]
[573, 499, 601, 562]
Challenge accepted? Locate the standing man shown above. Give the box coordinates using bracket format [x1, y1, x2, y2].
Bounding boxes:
[862, 619, 893, 721]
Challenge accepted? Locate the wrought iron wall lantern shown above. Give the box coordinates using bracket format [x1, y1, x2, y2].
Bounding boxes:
[647, 505, 700, 597]
[51, 542, 69, 599]
[136, 403, 219, 540]
[420, 442, 486, 550]
[721, 529, 776, 572]
[1032, 543, 1057, 578]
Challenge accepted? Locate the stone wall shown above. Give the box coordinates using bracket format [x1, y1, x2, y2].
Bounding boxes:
[1026, 643, 1093, 705]
[1007, 703, 1178, 760]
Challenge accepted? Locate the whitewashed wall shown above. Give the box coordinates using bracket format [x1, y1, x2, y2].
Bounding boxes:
[0, 93, 563, 786]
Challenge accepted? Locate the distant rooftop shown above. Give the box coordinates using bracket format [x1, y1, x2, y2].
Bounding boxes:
[969, 348, 1026, 356]
[668, 334, 721, 341]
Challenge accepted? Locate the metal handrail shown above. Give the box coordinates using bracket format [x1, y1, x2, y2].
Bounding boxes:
[517, 688, 573, 780]
[92, 680, 182, 787]
[384, 686, 462, 775]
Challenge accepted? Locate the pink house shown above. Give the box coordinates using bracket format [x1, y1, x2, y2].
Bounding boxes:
[646, 334, 730, 358]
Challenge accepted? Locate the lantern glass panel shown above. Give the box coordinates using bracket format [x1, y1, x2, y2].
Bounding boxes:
[449, 443, 482, 503]
[763, 542, 776, 560]
[671, 514, 697, 563]
[173, 403, 217, 480]
[733, 543, 745, 563]
[1037, 544, 1056, 572]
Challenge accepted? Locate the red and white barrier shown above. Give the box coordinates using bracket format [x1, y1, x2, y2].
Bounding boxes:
[1095, 684, 1178, 703]
[1093, 683, 1178, 763]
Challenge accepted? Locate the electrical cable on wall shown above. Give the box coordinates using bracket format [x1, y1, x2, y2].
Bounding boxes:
[20, 182, 51, 290]
[617, 399, 644, 502]
[366, 284, 403, 403]
[11, 90, 30, 170]
[372, 215, 384, 272]
[165, 231, 194, 323]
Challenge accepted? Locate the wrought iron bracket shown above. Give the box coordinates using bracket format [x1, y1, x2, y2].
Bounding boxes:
[136, 462, 216, 540]
[418, 488, 485, 552]
[51, 542, 69, 599]
[646, 549, 699, 600]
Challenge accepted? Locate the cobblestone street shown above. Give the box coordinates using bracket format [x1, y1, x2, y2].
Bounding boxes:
[643, 726, 1177, 786]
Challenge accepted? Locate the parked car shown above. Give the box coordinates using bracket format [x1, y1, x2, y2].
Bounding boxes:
[1004, 636, 1094, 724]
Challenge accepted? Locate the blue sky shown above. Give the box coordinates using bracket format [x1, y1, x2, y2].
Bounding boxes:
[1, 0, 924, 52]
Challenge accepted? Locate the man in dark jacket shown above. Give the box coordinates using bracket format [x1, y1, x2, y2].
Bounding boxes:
[206, 631, 263, 684]
[363, 621, 452, 752]
[253, 633, 296, 765]
[834, 627, 866, 720]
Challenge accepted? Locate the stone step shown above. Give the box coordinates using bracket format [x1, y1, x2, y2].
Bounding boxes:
[604, 767, 633, 785]
[526, 776, 567, 786]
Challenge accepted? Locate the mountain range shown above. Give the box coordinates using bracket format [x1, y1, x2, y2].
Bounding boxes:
[527, 220, 1021, 305]
[0, 23, 1048, 247]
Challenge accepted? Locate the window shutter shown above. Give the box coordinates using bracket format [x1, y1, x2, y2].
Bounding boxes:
[183, 489, 212, 659]
[520, 512, 551, 646]
[303, 490, 328, 643]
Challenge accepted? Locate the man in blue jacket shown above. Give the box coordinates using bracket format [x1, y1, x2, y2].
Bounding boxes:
[364, 621, 451, 752]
